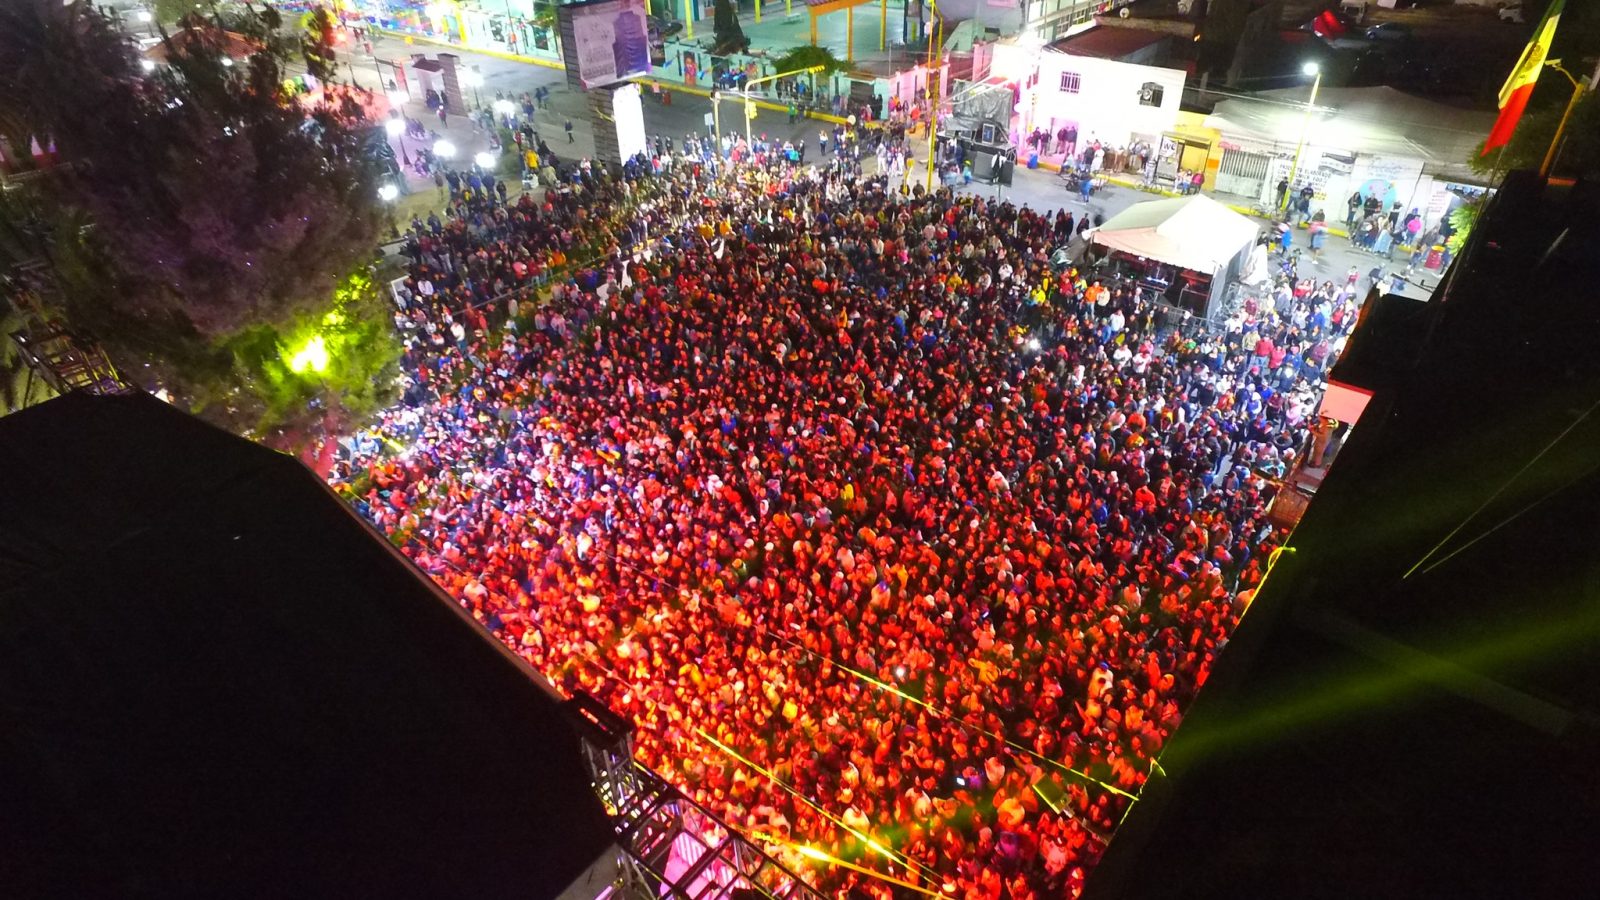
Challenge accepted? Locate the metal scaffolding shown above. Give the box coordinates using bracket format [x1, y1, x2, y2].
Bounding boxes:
[564, 692, 824, 900]
[5, 261, 130, 399]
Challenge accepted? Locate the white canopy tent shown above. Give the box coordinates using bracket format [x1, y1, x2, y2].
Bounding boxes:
[1205, 86, 1497, 181]
[1090, 195, 1261, 317]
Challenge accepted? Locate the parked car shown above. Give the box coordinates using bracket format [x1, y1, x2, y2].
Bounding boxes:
[1307, 8, 1359, 37]
[1498, 3, 1525, 24]
[1365, 22, 1414, 42]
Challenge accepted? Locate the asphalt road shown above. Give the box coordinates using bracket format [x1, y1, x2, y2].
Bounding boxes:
[353, 32, 1443, 301]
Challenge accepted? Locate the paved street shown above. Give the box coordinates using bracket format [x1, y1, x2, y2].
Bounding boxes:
[949, 164, 1442, 301]
[343, 33, 1442, 302]
[348, 31, 823, 174]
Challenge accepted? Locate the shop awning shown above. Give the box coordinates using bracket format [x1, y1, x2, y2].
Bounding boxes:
[1206, 86, 1497, 180]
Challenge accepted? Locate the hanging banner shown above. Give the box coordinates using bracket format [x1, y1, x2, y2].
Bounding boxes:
[558, 0, 651, 90]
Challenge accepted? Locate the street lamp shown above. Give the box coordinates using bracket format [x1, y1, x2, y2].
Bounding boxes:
[743, 65, 826, 149]
[140, 58, 157, 73]
[1282, 61, 1323, 219]
[474, 150, 497, 169]
[433, 138, 457, 159]
[461, 67, 485, 111]
[378, 183, 400, 202]
[1539, 59, 1587, 177]
[492, 98, 516, 118]
[384, 116, 405, 138]
[387, 89, 409, 109]
[710, 90, 723, 151]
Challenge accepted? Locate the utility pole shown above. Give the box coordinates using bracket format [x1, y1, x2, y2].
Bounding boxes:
[1282, 61, 1322, 216]
[923, 0, 941, 191]
[1539, 60, 1586, 177]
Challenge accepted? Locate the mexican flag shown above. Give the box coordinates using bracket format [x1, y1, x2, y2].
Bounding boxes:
[1483, 0, 1565, 155]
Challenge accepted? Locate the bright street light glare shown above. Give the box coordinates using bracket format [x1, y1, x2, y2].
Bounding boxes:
[462, 69, 484, 87]
[140, 58, 157, 72]
[221, 57, 234, 68]
[136, 9, 153, 22]
[378, 183, 400, 202]
[492, 99, 516, 116]
[387, 89, 408, 108]
[433, 139, 457, 159]
[474, 151, 496, 168]
[384, 117, 404, 137]
[1303, 62, 1320, 76]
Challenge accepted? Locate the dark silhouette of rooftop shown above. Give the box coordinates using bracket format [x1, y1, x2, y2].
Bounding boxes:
[1086, 174, 1600, 899]
[0, 392, 615, 899]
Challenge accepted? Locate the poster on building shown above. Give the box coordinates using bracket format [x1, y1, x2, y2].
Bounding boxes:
[1156, 135, 1180, 183]
[557, 0, 651, 90]
[1350, 154, 1424, 213]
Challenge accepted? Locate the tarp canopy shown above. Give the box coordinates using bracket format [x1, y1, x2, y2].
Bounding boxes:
[1205, 86, 1496, 179]
[1091, 195, 1260, 274]
[144, 25, 263, 62]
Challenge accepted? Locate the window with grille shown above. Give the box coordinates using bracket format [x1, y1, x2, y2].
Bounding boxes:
[1059, 71, 1081, 94]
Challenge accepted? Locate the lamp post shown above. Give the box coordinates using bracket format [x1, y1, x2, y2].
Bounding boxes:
[492, 97, 516, 130]
[1539, 59, 1586, 178]
[743, 65, 826, 148]
[461, 67, 485, 111]
[1282, 61, 1322, 217]
[711, 89, 724, 152]
[924, 0, 943, 191]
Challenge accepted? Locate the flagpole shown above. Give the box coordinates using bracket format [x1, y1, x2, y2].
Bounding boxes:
[1540, 61, 1585, 177]
[1482, 0, 1564, 161]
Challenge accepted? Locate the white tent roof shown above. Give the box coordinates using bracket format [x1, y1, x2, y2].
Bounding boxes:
[1205, 86, 1497, 179]
[1090, 195, 1260, 274]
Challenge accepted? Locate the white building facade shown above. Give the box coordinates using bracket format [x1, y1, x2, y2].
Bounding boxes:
[991, 43, 1186, 158]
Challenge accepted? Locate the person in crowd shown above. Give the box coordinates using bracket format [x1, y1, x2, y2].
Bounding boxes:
[336, 139, 1345, 899]
[1346, 190, 1363, 231]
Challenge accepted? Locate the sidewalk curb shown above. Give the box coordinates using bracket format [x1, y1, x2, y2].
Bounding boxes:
[376, 29, 564, 70]
[375, 29, 853, 126]
[634, 78, 851, 126]
[1025, 156, 1358, 236]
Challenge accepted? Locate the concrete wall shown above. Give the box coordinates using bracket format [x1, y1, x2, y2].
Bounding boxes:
[1003, 49, 1185, 150]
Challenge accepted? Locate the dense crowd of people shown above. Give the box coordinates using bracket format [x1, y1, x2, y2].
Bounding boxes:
[335, 139, 1356, 899]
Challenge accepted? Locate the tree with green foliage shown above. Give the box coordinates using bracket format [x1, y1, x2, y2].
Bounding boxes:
[770, 45, 845, 101]
[712, 0, 749, 55]
[154, 0, 203, 26]
[1445, 196, 1484, 256]
[0, 1, 398, 446]
[772, 45, 849, 76]
[1469, 89, 1599, 181]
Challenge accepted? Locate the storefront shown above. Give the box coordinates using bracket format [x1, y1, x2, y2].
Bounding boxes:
[1205, 85, 1495, 225]
[989, 41, 1186, 159]
[361, 0, 563, 61]
[1151, 131, 1211, 190]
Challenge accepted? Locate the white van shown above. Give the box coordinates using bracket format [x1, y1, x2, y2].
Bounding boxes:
[1340, 0, 1369, 23]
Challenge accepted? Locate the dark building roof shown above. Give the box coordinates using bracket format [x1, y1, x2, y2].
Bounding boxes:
[1050, 26, 1173, 62]
[1086, 174, 1600, 899]
[0, 393, 615, 899]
